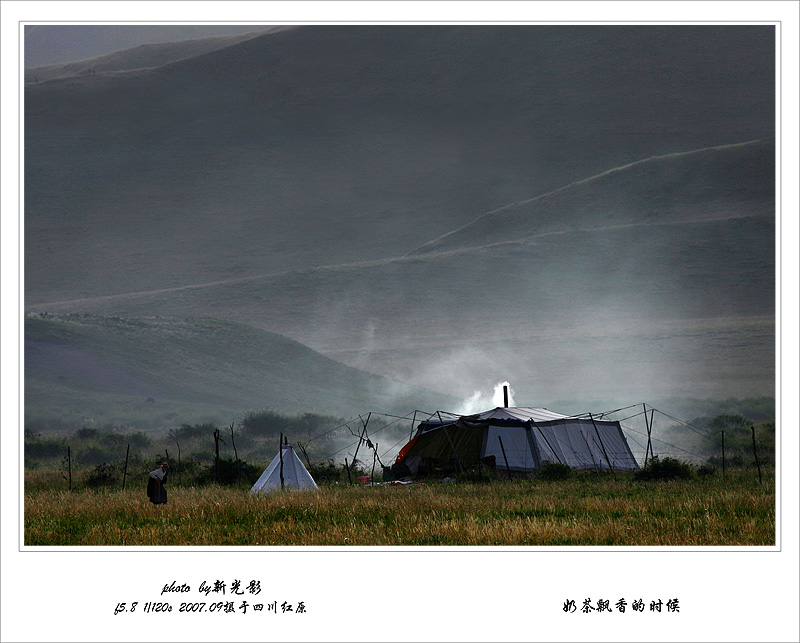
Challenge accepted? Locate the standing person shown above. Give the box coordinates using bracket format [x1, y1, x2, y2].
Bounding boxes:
[147, 462, 168, 505]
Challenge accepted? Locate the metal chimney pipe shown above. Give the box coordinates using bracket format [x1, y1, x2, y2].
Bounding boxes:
[503, 385, 509, 408]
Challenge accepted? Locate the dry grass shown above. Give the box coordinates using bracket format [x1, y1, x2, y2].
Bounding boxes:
[24, 469, 775, 547]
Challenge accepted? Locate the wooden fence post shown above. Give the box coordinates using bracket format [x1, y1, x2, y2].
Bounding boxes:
[751, 425, 762, 484]
[344, 458, 353, 485]
[721, 431, 725, 478]
[67, 446, 72, 491]
[230, 423, 239, 482]
[230, 423, 238, 462]
[122, 444, 130, 490]
[213, 428, 221, 482]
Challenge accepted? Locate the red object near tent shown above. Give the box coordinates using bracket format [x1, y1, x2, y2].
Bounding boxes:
[395, 436, 418, 463]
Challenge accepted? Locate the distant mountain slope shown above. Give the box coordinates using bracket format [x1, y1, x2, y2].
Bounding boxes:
[408, 138, 774, 256]
[24, 25, 287, 67]
[25, 314, 457, 430]
[25, 25, 774, 306]
[25, 29, 285, 83]
[31, 137, 774, 324]
[24, 25, 775, 406]
[27, 135, 775, 403]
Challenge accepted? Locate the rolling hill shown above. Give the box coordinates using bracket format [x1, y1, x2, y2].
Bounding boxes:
[25, 314, 457, 431]
[25, 25, 774, 304]
[24, 28, 287, 83]
[23, 25, 285, 68]
[24, 25, 776, 416]
[28, 136, 775, 403]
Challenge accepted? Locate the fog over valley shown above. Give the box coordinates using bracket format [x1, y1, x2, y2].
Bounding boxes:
[24, 25, 775, 429]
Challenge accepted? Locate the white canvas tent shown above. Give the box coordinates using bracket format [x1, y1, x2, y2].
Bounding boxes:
[250, 445, 318, 493]
[393, 406, 639, 476]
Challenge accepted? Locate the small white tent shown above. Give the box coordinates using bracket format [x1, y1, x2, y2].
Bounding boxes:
[250, 445, 318, 493]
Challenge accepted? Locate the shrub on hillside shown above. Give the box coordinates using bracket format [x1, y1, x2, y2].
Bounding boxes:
[707, 454, 745, 468]
[307, 460, 346, 484]
[240, 410, 343, 440]
[195, 458, 260, 486]
[75, 427, 100, 440]
[168, 422, 216, 442]
[634, 456, 694, 481]
[697, 464, 717, 477]
[68, 427, 151, 464]
[76, 445, 115, 466]
[85, 462, 118, 488]
[25, 435, 67, 460]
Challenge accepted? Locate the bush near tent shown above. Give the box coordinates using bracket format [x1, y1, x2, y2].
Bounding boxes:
[195, 457, 260, 486]
[535, 462, 573, 480]
[305, 459, 370, 485]
[634, 456, 694, 481]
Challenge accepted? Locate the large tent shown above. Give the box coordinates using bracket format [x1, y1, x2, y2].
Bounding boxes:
[392, 407, 639, 476]
[250, 445, 318, 493]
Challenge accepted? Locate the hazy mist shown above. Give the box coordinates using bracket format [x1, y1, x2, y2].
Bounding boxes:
[24, 25, 775, 427]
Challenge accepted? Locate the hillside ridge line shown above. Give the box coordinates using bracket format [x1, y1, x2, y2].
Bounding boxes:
[405, 138, 766, 256]
[26, 139, 767, 311]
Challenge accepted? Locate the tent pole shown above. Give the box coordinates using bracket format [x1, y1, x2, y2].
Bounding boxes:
[352, 413, 371, 469]
[436, 411, 462, 471]
[411, 410, 418, 440]
[279, 433, 285, 490]
[531, 422, 564, 465]
[498, 436, 513, 480]
[579, 431, 600, 474]
[643, 404, 652, 467]
[589, 414, 616, 480]
[524, 424, 540, 469]
[442, 425, 463, 472]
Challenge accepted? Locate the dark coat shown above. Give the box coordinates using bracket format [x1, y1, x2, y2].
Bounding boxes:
[147, 471, 168, 504]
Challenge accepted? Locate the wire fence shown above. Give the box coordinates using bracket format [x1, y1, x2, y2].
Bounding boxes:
[303, 402, 734, 470]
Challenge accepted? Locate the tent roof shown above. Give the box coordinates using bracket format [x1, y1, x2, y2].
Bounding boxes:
[465, 407, 568, 423]
[415, 407, 570, 434]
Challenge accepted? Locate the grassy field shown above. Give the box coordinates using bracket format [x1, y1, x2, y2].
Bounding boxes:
[24, 468, 775, 547]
